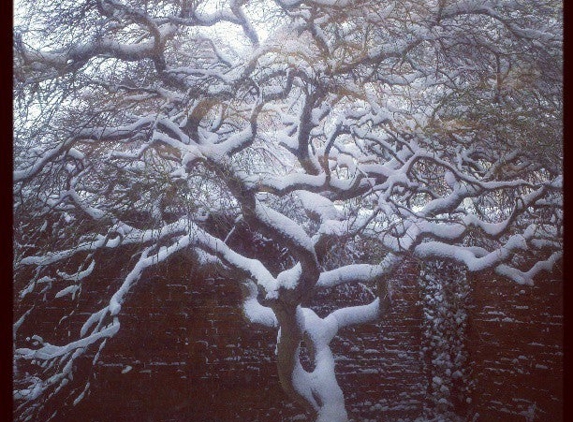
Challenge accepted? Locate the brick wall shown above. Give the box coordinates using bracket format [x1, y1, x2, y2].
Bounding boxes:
[16, 255, 562, 421]
[51, 258, 428, 422]
[465, 271, 563, 421]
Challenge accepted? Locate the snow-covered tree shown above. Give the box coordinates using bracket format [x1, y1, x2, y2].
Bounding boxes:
[13, 1, 562, 421]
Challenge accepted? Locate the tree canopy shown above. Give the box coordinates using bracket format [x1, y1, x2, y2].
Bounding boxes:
[13, 1, 562, 421]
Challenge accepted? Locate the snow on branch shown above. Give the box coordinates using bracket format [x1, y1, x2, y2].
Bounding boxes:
[242, 280, 278, 327]
[317, 264, 386, 288]
[325, 299, 382, 331]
